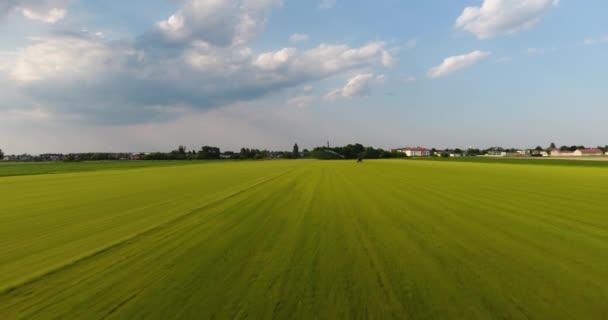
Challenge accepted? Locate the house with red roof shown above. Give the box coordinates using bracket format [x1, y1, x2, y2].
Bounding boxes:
[573, 149, 604, 156]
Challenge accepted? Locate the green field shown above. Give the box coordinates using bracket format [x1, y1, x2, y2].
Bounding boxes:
[1, 160, 607, 319]
[0, 160, 198, 177]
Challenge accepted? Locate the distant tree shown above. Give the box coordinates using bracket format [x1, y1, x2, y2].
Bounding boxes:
[550, 142, 556, 149]
[363, 146, 382, 159]
[168, 145, 188, 160]
[292, 143, 300, 159]
[198, 146, 221, 160]
[441, 152, 450, 158]
[0, 148, 4, 160]
[466, 148, 482, 156]
[535, 146, 543, 151]
[240, 148, 251, 159]
[302, 149, 311, 158]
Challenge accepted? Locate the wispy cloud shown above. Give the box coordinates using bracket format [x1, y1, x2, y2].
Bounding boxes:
[325, 73, 383, 100]
[584, 35, 608, 45]
[428, 51, 491, 79]
[289, 33, 309, 42]
[1, 0, 70, 24]
[288, 96, 316, 108]
[319, 0, 336, 10]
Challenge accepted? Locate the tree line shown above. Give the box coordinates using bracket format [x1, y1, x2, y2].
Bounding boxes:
[2, 142, 607, 162]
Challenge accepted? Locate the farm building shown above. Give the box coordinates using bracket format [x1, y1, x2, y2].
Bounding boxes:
[573, 149, 604, 156]
[550, 149, 575, 157]
[550, 148, 604, 157]
[394, 147, 431, 157]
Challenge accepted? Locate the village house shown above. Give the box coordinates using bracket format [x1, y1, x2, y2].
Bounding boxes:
[573, 149, 604, 156]
[550, 148, 604, 157]
[549, 148, 575, 157]
[484, 151, 507, 157]
[394, 147, 431, 157]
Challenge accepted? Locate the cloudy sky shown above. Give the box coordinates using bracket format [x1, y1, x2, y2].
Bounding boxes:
[0, 0, 607, 153]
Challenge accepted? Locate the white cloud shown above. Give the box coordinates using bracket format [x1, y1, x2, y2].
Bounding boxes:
[325, 73, 380, 99]
[296, 42, 394, 75]
[1, 0, 70, 23]
[319, 0, 336, 10]
[455, 0, 558, 39]
[253, 48, 296, 70]
[0, 0, 396, 124]
[9, 35, 130, 83]
[427, 51, 491, 79]
[342, 73, 375, 97]
[2, 32, 394, 123]
[157, 0, 283, 47]
[20, 7, 65, 23]
[289, 33, 309, 42]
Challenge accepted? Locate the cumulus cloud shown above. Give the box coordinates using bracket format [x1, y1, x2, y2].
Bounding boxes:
[2, 35, 394, 123]
[1, 0, 70, 23]
[455, 0, 558, 39]
[289, 33, 309, 42]
[10, 34, 129, 83]
[155, 0, 282, 47]
[427, 51, 491, 79]
[0, 0, 397, 124]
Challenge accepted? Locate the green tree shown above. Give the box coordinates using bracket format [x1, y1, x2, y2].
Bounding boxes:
[550, 142, 556, 149]
[198, 146, 221, 160]
[292, 143, 299, 159]
[0, 148, 4, 160]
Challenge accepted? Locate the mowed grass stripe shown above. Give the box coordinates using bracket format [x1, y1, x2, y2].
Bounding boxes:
[0, 160, 607, 319]
[0, 161, 302, 291]
[0, 164, 313, 319]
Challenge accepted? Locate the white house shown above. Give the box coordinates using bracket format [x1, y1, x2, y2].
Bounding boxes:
[550, 148, 604, 157]
[401, 147, 430, 157]
[549, 149, 575, 157]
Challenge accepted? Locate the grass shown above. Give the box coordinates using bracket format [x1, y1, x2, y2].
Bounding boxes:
[1, 160, 607, 319]
[419, 156, 608, 167]
[0, 160, 200, 177]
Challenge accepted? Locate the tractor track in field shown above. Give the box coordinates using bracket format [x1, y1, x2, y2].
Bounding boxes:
[0, 168, 298, 296]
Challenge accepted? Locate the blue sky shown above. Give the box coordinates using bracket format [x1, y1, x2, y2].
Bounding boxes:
[0, 0, 607, 153]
